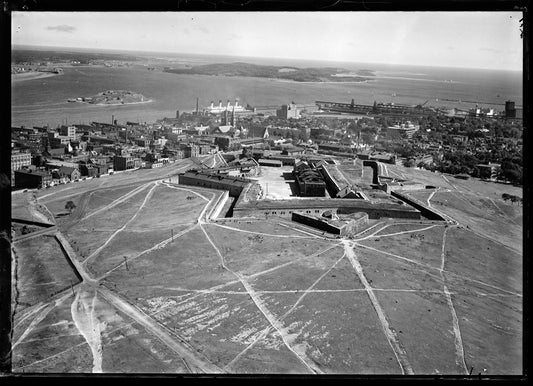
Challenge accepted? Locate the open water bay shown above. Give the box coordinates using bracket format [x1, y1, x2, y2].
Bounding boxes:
[11, 60, 522, 128]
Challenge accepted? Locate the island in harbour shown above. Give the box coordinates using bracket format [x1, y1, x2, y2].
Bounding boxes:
[163, 62, 374, 82]
[67, 90, 151, 105]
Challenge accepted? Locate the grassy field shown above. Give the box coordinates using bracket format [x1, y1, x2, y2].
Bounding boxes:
[104, 227, 237, 300]
[86, 226, 192, 277]
[12, 289, 191, 373]
[213, 219, 322, 237]
[443, 227, 522, 296]
[400, 190, 434, 203]
[203, 223, 334, 276]
[358, 224, 446, 270]
[11, 159, 523, 375]
[13, 235, 81, 311]
[12, 192, 55, 224]
[429, 190, 522, 253]
[337, 160, 373, 188]
[12, 292, 93, 373]
[276, 291, 404, 374]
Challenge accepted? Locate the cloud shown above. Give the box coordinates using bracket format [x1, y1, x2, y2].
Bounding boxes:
[46, 25, 76, 33]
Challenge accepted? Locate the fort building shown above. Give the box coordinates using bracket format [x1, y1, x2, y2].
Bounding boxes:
[178, 170, 251, 197]
[293, 162, 327, 197]
[232, 183, 420, 220]
[292, 211, 369, 237]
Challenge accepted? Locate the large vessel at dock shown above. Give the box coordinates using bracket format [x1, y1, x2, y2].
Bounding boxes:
[205, 99, 246, 114]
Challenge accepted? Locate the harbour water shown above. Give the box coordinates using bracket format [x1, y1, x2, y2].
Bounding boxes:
[11, 54, 522, 128]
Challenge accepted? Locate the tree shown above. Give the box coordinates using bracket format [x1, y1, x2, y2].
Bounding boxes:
[65, 201, 76, 214]
[404, 159, 415, 168]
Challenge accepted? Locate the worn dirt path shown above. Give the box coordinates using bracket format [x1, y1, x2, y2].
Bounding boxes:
[225, 251, 346, 371]
[82, 182, 158, 264]
[200, 223, 322, 374]
[70, 287, 103, 373]
[98, 288, 221, 373]
[440, 227, 469, 374]
[342, 239, 414, 375]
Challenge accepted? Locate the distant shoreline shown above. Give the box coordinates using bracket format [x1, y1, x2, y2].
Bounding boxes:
[12, 71, 62, 82]
[270, 78, 376, 84]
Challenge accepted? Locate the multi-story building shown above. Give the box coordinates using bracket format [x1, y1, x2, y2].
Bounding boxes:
[277, 103, 300, 120]
[137, 138, 151, 147]
[79, 163, 99, 177]
[59, 125, 77, 140]
[183, 144, 200, 158]
[385, 122, 420, 140]
[477, 163, 501, 181]
[11, 150, 32, 186]
[53, 166, 81, 182]
[295, 169, 326, 197]
[49, 135, 72, 148]
[113, 155, 135, 171]
[15, 169, 53, 189]
[198, 144, 215, 155]
[214, 136, 241, 152]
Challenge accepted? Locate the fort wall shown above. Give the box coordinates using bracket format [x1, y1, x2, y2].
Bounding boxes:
[390, 190, 446, 221]
[233, 197, 420, 220]
[292, 212, 369, 236]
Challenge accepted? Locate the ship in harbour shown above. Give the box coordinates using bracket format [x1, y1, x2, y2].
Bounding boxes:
[205, 99, 246, 114]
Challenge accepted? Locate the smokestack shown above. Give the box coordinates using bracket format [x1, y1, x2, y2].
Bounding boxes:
[219, 100, 222, 108]
[112, 115, 114, 125]
[196, 97, 199, 114]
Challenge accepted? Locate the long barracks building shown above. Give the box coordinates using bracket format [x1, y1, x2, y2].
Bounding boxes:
[232, 183, 421, 220]
[178, 170, 251, 197]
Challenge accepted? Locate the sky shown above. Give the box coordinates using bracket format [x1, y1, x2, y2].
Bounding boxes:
[11, 12, 523, 71]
